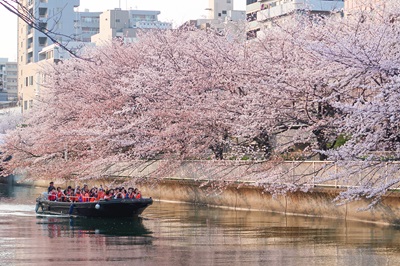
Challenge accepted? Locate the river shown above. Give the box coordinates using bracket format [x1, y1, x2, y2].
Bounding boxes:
[1, 183, 400, 265]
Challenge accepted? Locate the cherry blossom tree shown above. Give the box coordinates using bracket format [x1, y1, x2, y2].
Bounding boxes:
[316, 1, 400, 205]
[0, 29, 249, 180]
[2, 0, 400, 207]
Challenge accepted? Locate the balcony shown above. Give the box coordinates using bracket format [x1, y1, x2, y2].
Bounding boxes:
[257, 0, 344, 21]
[246, 1, 261, 13]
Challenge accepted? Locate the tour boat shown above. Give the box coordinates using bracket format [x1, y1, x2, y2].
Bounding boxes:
[35, 193, 153, 218]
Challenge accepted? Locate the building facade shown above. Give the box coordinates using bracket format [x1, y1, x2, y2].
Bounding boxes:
[181, 0, 245, 31]
[17, 0, 100, 112]
[0, 58, 18, 103]
[207, 0, 235, 20]
[91, 9, 172, 45]
[17, 1, 175, 112]
[246, 0, 344, 39]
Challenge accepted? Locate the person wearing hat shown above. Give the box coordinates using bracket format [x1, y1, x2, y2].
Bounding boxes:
[47, 182, 55, 193]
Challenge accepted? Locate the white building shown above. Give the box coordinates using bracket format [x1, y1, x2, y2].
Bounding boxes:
[246, 0, 344, 39]
[183, 0, 245, 30]
[207, 0, 234, 20]
[17, 0, 101, 112]
[91, 9, 172, 45]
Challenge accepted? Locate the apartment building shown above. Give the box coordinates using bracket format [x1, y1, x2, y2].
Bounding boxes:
[18, 1, 175, 112]
[91, 9, 172, 45]
[246, 0, 344, 38]
[0, 58, 18, 103]
[17, 0, 100, 112]
[182, 0, 245, 30]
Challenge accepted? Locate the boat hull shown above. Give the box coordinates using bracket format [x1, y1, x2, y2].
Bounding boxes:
[36, 198, 153, 218]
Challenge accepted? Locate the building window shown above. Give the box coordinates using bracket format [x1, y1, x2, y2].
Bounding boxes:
[38, 22, 47, 31]
[38, 7, 47, 18]
[25, 77, 28, 86]
[29, 100, 33, 109]
[227, 0, 231, 3]
[38, 37, 47, 47]
[24, 100, 28, 110]
[29, 76, 33, 85]
[246, 12, 257, 22]
[222, 10, 227, 14]
[116, 19, 120, 22]
[246, 28, 260, 40]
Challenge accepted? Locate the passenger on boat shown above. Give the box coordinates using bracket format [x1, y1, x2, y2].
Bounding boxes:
[48, 182, 55, 193]
[64, 186, 73, 201]
[56, 187, 66, 202]
[125, 188, 133, 199]
[114, 187, 124, 199]
[83, 184, 90, 197]
[136, 190, 142, 199]
[89, 188, 97, 202]
[103, 189, 114, 200]
[132, 188, 139, 198]
[82, 190, 90, 202]
[75, 190, 83, 202]
[48, 188, 57, 201]
[97, 188, 105, 201]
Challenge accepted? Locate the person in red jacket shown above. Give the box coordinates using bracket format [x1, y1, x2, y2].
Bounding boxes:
[48, 188, 57, 201]
[76, 191, 83, 202]
[64, 186, 73, 202]
[56, 187, 65, 202]
[97, 188, 105, 201]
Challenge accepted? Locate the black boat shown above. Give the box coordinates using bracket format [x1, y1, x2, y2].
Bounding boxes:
[35, 193, 153, 218]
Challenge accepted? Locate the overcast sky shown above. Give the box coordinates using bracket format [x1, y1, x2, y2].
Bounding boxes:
[0, 0, 246, 61]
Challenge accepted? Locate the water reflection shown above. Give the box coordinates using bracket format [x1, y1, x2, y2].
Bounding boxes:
[2, 184, 400, 265]
[37, 216, 152, 239]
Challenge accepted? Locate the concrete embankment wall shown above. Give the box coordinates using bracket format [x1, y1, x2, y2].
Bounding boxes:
[137, 179, 400, 225]
[16, 160, 400, 225]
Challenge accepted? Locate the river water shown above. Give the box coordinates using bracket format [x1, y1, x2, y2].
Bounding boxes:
[1, 183, 400, 266]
